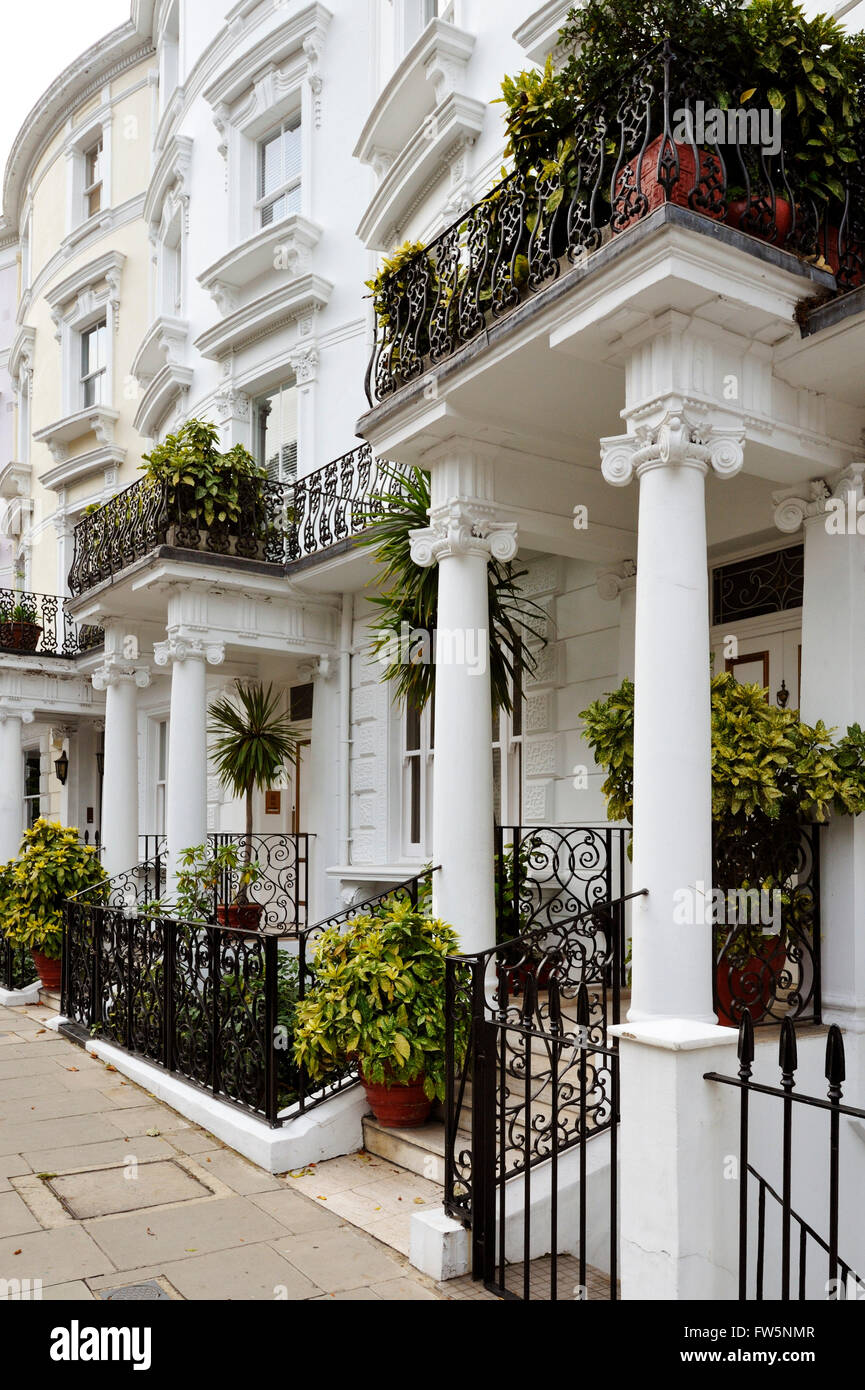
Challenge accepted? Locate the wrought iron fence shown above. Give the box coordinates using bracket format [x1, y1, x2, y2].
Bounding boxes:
[285, 444, 407, 562]
[209, 833, 310, 932]
[365, 39, 865, 405]
[67, 474, 287, 596]
[705, 1013, 865, 1300]
[0, 938, 39, 993]
[60, 864, 436, 1127]
[0, 589, 103, 658]
[714, 823, 821, 1028]
[445, 888, 645, 1293]
[495, 825, 629, 974]
[62, 900, 285, 1124]
[139, 833, 309, 933]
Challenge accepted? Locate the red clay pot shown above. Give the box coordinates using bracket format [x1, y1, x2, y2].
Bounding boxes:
[615, 136, 725, 229]
[725, 196, 793, 247]
[716, 934, 787, 1028]
[217, 904, 264, 931]
[0, 621, 42, 653]
[821, 224, 865, 289]
[361, 1070, 432, 1129]
[31, 950, 61, 990]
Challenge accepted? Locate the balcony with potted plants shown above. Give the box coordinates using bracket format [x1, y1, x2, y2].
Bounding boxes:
[360, 0, 865, 424]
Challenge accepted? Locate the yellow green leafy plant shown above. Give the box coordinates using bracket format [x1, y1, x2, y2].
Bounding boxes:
[292, 899, 466, 1101]
[0, 820, 107, 960]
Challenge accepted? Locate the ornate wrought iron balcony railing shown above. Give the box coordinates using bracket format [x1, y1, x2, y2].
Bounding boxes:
[0, 588, 103, 658]
[285, 444, 406, 562]
[67, 474, 287, 597]
[365, 40, 865, 406]
[67, 448, 407, 597]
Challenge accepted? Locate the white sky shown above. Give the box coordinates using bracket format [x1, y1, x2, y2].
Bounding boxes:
[0, 0, 131, 177]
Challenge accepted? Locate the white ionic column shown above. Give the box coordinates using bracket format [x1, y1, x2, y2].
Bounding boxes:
[410, 483, 517, 956]
[0, 707, 34, 863]
[601, 413, 744, 1022]
[775, 464, 865, 1034]
[92, 658, 151, 878]
[154, 636, 225, 889]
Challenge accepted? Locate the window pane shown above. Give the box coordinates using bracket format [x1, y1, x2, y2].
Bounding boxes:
[492, 747, 502, 826]
[281, 121, 301, 184]
[25, 754, 40, 798]
[260, 131, 282, 198]
[409, 757, 421, 845]
[406, 701, 421, 754]
[255, 382, 298, 481]
[157, 721, 167, 780]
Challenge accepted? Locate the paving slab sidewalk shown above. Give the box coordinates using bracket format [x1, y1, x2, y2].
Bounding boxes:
[0, 1002, 483, 1302]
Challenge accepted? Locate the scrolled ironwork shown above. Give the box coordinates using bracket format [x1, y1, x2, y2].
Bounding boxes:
[365, 40, 864, 405]
[0, 588, 103, 658]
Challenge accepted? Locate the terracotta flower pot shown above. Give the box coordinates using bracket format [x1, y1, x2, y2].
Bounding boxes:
[725, 196, 793, 247]
[361, 1069, 432, 1129]
[31, 950, 61, 991]
[0, 621, 42, 653]
[821, 224, 865, 290]
[217, 904, 264, 931]
[716, 934, 788, 1028]
[615, 135, 725, 230]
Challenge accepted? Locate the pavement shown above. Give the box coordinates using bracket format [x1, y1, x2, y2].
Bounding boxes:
[0, 1001, 478, 1302]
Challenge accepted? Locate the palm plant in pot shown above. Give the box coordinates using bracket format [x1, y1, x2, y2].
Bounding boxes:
[208, 682, 299, 930]
[293, 900, 466, 1127]
[0, 820, 106, 988]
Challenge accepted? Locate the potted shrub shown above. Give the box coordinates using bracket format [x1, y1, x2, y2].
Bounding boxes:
[161, 841, 264, 930]
[581, 674, 865, 1025]
[293, 900, 465, 1127]
[0, 820, 106, 988]
[141, 419, 272, 560]
[208, 681, 300, 931]
[0, 597, 42, 653]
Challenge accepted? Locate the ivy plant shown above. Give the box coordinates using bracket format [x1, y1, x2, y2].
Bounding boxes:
[292, 900, 466, 1102]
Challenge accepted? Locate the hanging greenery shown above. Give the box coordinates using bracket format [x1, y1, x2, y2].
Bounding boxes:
[360, 465, 548, 715]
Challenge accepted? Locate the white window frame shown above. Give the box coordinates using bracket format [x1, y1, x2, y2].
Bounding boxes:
[254, 380, 299, 484]
[83, 137, 104, 220]
[23, 748, 42, 829]
[256, 117, 303, 229]
[65, 111, 113, 237]
[79, 319, 108, 409]
[218, 83, 310, 247]
[155, 718, 169, 836]
[402, 700, 434, 857]
[158, 0, 181, 116]
[157, 205, 184, 318]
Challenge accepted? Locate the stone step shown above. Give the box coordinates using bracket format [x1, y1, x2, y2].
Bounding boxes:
[38, 988, 61, 1011]
[363, 1115, 447, 1185]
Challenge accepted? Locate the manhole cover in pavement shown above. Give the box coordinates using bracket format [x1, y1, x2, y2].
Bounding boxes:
[100, 1282, 171, 1301]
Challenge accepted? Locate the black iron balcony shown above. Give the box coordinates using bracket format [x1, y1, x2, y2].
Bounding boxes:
[67, 447, 408, 597]
[0, 589, 103, 658]
[364, 40, 865, 406]
[285, 443, 405, 562]
[67, 474, 287, 597]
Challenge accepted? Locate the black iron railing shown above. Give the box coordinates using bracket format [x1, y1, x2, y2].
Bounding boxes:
[714, 823, 821, 1028]
[0, 938, 39, 993]
[0, 589, 103, 658]
[285, 444, 406, 562]
[495, 825, 629, 975]
[140, 833, 309, 933]
[365, 40, 865, 405]
[61, 864, 436, 1127]
[706, 1013, 865, 1300]
[67, 475, 287, 596]
[445, 888, 645, 1291]
[62, 900, 285, 1124]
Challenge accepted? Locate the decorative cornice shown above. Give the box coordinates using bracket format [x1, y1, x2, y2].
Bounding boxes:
[596, 560, 637, 602]
[773, 463, 865, 533]
[600, 412, 745, 487]
[154, 637, 226, 666]
[410, 500, 518, 567]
